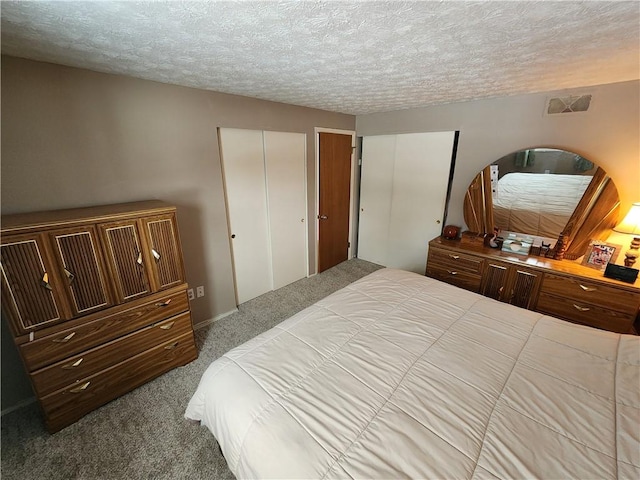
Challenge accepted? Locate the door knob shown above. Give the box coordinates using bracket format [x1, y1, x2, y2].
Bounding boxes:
[318, 215, 328, 220]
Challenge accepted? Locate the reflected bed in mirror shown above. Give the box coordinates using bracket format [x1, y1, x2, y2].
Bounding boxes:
[464, 148, 620, 260]
[493, 149, 594, 238]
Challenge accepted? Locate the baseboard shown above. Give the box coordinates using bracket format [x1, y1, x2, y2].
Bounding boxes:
[1, 396, 36, 417]
[193, 308, 238, 330]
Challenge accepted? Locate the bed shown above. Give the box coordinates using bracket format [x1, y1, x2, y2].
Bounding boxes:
[185, 268, 639, 479]
[492, 172, 592, 238]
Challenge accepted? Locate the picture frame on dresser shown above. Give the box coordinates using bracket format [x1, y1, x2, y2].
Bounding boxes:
[581, 240, 621, 270]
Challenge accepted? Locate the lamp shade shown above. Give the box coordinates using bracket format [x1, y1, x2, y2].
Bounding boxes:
[614, 202, 640, 235]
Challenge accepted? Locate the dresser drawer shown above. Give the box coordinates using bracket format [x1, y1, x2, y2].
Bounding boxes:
[426, 264, 482, 293]
[537, 292, 635, 334]
[21, 289, 189, 371]
[30, 311, 193, 397]
[541, 273, 639, 315]
[41, 332, 198, 433]
[428, 247, 483, 275]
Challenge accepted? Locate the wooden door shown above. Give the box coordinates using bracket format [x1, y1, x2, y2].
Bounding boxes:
[50, 225, 113, 316]
[1, 233, 70, 335]
[264, 131, 308, 289]
[318, 132, 353, 272]
[141, 214, 185, 291]
[219, 128, 272, 304]
[99, 220, 151, 303]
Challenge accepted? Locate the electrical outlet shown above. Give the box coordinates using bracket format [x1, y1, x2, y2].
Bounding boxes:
[187, 288, 194, 301]
[196, 286, 205, 298]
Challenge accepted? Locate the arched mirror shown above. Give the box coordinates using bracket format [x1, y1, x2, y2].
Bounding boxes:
[463, 148, 621, 260]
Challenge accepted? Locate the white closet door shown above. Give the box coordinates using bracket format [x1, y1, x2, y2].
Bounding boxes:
[220, 128, 272, 304]
[264, 131, 308, 290]
[358, 135, 396, 266]
[358, 131, 455, 274]
[388, 131, 455, 273]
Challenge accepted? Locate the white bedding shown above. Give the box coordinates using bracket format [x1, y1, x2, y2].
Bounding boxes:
[186, 268, 639, 479]
[493, 172, 592, 238]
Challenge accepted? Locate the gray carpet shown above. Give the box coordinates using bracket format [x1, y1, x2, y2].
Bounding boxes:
[1, 259, 382, 480]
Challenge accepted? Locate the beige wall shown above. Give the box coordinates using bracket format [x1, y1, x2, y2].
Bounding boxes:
[0, 55, 354, 411]
[356, 80, 640, 231]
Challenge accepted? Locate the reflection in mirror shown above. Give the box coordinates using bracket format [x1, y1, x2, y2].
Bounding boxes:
[492, 149, 595, 239]
[464, 148, 620, 260]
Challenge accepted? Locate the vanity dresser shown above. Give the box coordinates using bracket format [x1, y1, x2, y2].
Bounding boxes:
[427, 234, 640, 334]
[1, 200, 198, 432]
[434, 147, 640, 335]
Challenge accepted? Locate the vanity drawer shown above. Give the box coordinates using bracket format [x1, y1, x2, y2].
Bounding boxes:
[21, 289, 189, 371]
[426, 264, 482, 293]
[540, 273, 639, 315]
[427, 247, 483, 275]
[30, 312, 193, 397]
[537, 292, 635, 334]
[41, 332, 197, 433]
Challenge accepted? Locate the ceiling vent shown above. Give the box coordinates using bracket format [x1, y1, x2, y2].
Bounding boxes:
[546, 94, 592, 114]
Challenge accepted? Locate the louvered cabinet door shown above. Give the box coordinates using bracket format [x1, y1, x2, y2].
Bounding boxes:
[99, 220, 151, 303]
[49, 226, 113, 316]
[141, 214, 185, 291]
[1, 233, 70, 335]
[480, 261, 510, 302]
[481, 259, 541, 310]
[507, 267, 542, 310]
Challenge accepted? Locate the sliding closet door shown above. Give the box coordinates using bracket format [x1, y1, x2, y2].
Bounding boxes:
[388, 132, 455, 272]
[220, 128, 272, 304]
[264, 131, 308, 290]
[358, 135, 396, 266]
[358, 131, 456, 274]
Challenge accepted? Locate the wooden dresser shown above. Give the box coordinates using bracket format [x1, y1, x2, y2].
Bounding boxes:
[426, 235, 640, 334]
[1, 201, 198, 432]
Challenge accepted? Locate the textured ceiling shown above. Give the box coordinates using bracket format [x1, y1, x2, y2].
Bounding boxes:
[2, 1, 639, 115]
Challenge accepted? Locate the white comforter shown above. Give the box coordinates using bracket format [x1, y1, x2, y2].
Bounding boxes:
[186, 268, 639, 479]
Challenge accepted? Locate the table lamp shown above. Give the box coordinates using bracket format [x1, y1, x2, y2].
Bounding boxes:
[613, 202, 640, 267]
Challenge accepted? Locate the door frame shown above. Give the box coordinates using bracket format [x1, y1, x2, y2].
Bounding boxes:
[314, 127, 357, 275]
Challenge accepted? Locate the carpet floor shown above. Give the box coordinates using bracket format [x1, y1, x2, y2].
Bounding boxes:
[1, 259, 382, 480]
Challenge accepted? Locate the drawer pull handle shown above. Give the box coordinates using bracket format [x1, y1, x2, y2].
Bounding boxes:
[447, 270, 458, 275]
[69, 381, 90, 393]
[41, 272, 53, 291]
[449, 254, 460, 260]
[159, 321, 175, 330]
[53, 332, 76, 343]
[579, 284, 596, 292]
[155, 299, 172, 307]
[164, 342, 179, 350]
[64, 268, 75, 283]
[62, 358, 84, 370]
[573, 304, 591, 312]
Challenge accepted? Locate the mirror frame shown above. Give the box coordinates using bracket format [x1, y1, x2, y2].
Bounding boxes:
[463, 149, 621, 260]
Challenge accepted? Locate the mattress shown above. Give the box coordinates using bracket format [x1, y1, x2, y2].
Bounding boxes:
[493, 172, 592, 238]
[185, 268, 639, 479]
